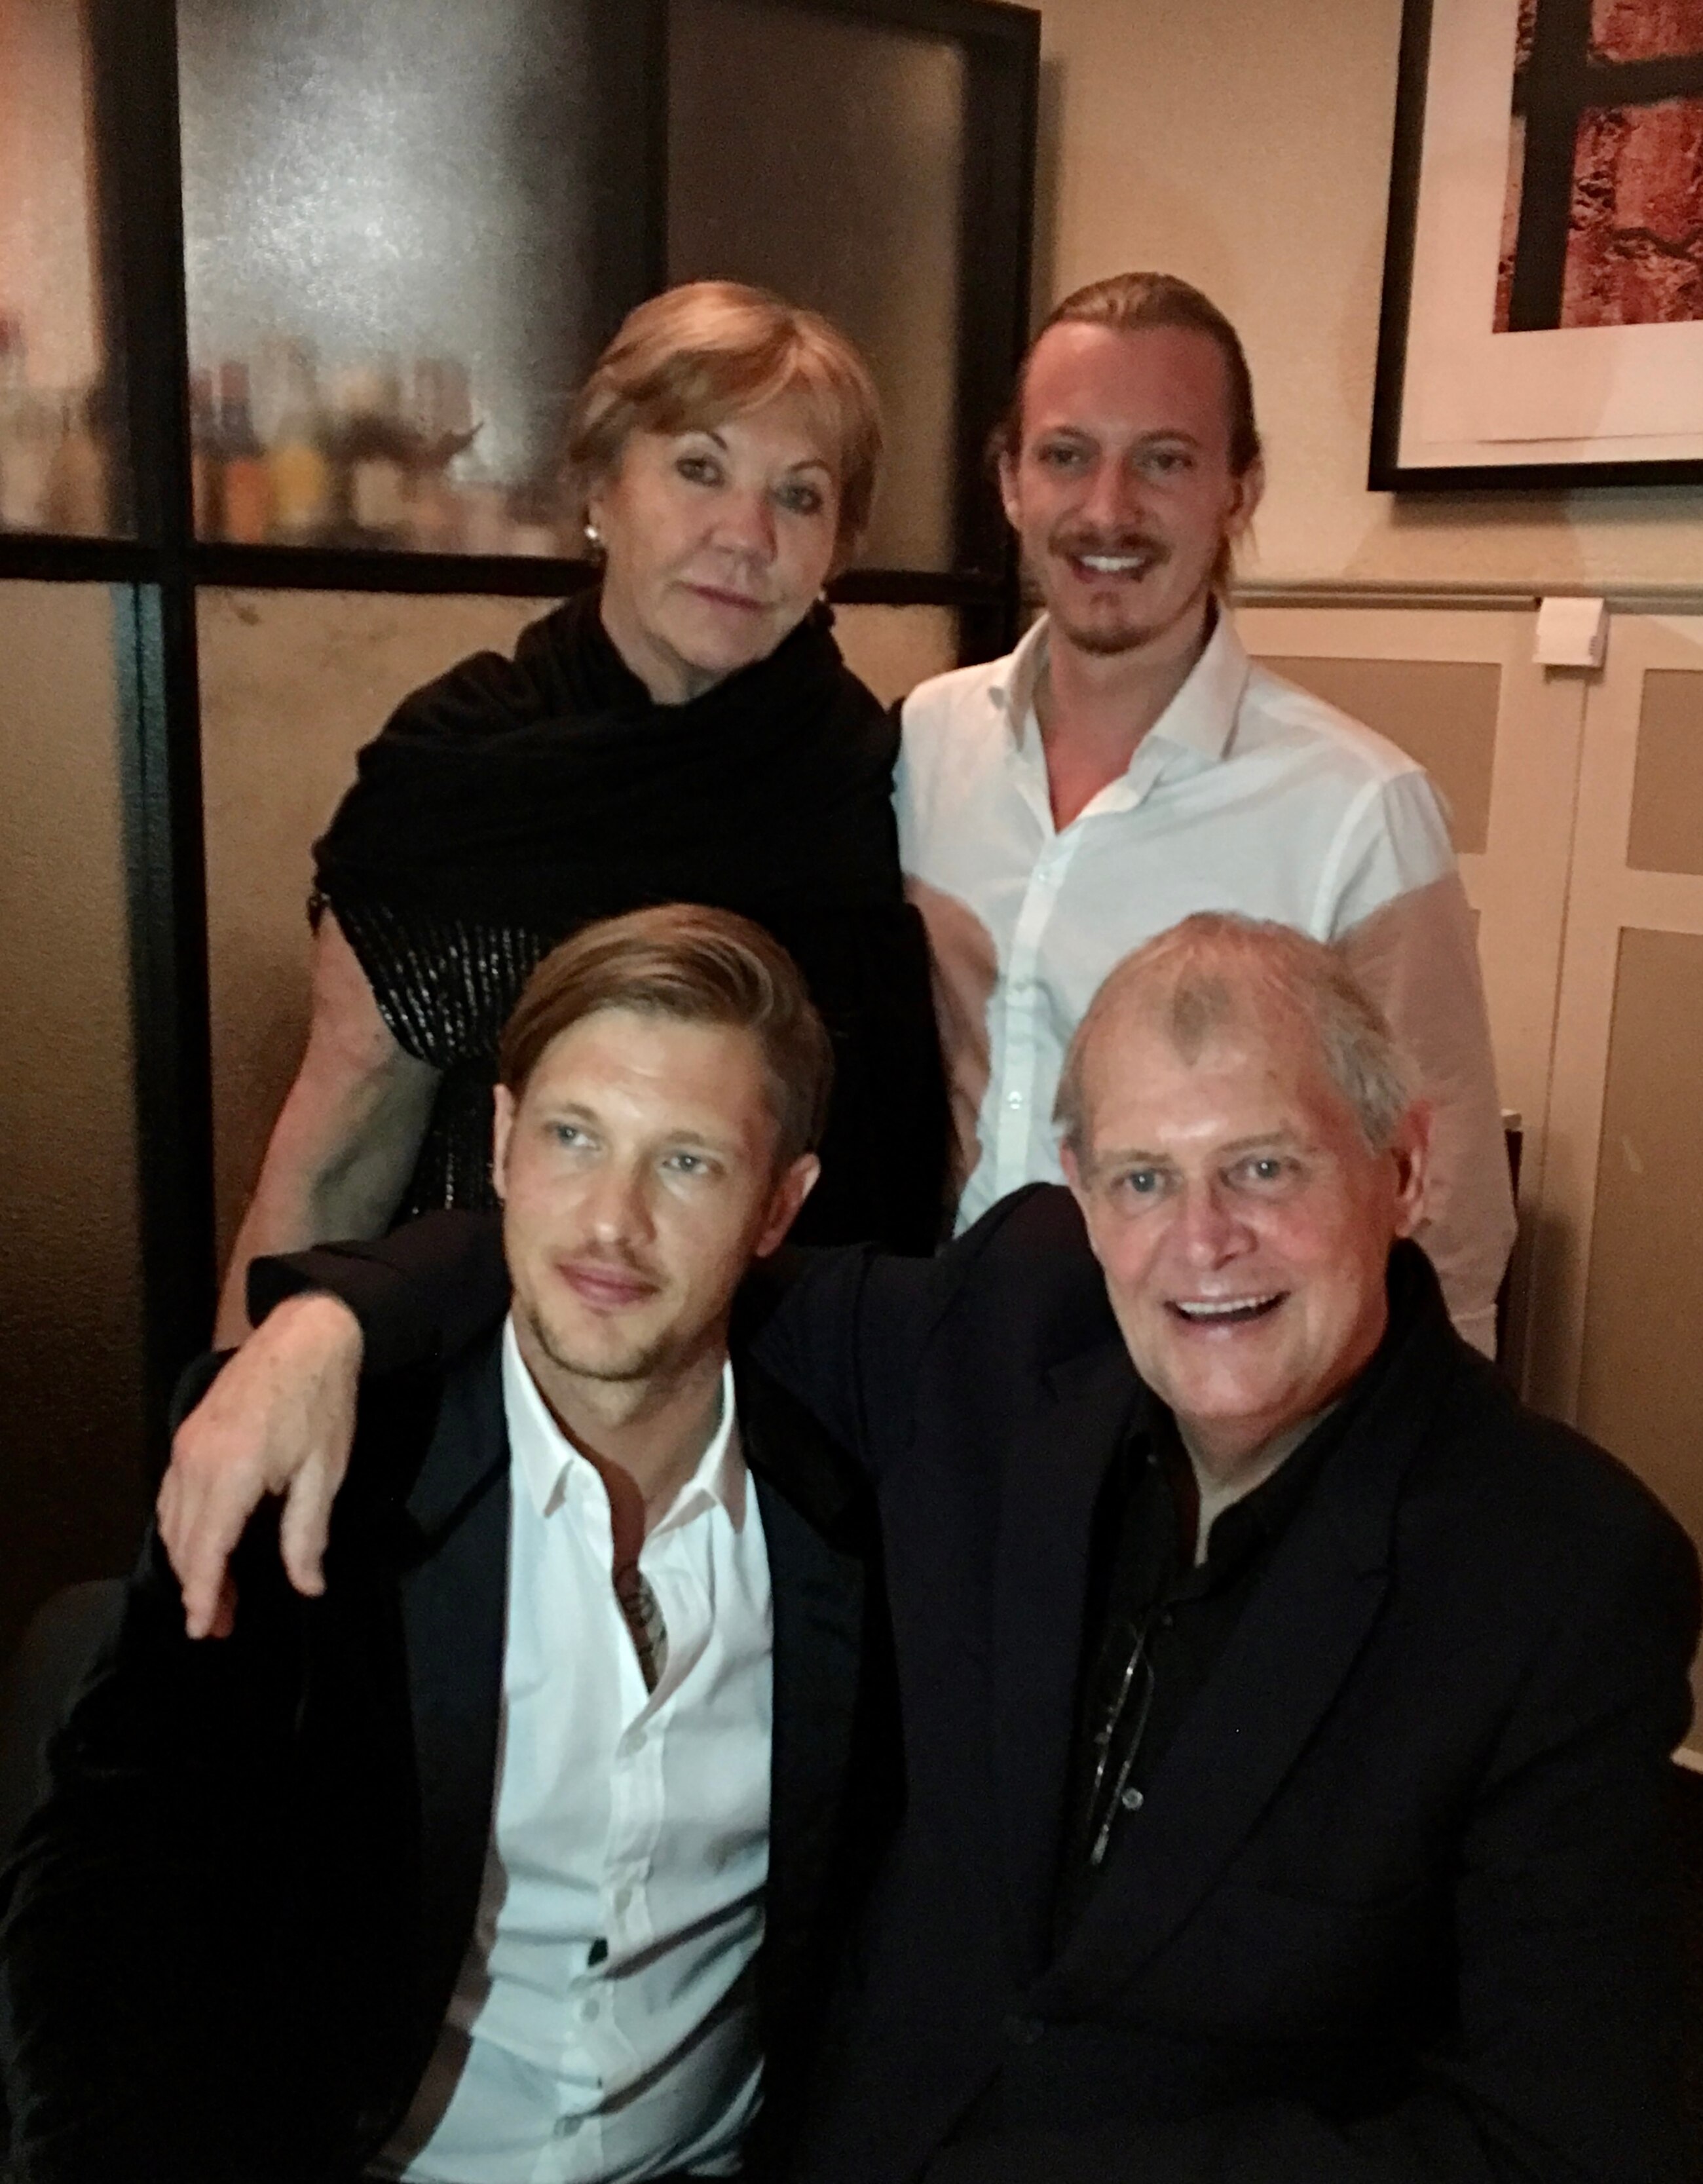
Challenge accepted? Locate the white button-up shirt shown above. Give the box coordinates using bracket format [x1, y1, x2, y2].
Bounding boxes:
[896, 611, 1516, 1355]
[377, 1323, 772, 2184]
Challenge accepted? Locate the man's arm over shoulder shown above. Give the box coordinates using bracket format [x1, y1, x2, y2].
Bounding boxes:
[250, 1207, 509, 1373]
[162, 1213, 506, 1632]
[742, 1185, 1100, 1480]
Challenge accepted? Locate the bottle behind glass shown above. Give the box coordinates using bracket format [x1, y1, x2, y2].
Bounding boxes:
[268, 342, 331, 544]
[41, 386, 108, 535]
[0, 314, 60, 533]
[217, 360, 271, 544]
[189, 367, 222, 536]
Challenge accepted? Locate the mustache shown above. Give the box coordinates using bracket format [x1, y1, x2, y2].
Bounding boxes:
[1049, 525, 1170, 563]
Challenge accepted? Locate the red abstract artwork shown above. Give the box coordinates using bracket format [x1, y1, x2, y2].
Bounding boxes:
[1496, 0, 1703, 331]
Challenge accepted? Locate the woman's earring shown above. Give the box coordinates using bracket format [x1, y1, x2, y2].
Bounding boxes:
[584, 520, 603, 553]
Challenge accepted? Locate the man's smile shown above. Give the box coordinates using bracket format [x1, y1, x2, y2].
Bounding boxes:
[1165, 1292, 1287, 1328]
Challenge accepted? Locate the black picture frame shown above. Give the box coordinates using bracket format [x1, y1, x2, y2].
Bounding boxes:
[1370, 0, 1703, 494]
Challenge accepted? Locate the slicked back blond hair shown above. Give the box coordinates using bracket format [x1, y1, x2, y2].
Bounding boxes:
[1055, 913, 1412, 1164]
[994, 272, 1262, 592]
[566, 281, 882, 564]
[499, 903, 834, 1169]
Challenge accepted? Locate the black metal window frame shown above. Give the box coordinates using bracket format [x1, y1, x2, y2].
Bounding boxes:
[0, 0, 1038, 1447]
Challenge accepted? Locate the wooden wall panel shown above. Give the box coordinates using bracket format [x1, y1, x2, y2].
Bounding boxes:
[0, 582, 147, 1655]
[1257, 654, 1499, 854]
[1578, 928, 1703, 1570]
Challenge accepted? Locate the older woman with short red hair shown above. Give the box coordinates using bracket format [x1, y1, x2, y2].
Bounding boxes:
[216, 283, 947, 1338]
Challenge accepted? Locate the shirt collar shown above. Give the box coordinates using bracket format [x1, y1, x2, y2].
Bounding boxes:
[992, 605, 1253, 774]
[501, 1316, 745, 1531]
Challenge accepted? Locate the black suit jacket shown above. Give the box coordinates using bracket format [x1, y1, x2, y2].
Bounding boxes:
[225, 1190, 1703, 2184]
[0, 1334, 895, 2184]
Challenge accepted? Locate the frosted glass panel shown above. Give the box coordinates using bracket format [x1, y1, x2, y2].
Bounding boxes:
[178, 0, 610, 554]
[667, 0, 966, 572]
[0, 0, 126, 537]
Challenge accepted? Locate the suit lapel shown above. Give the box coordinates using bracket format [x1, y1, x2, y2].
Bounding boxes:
[1037, 1484, 1389, 2008]
[738, 1363, 871, 2001]
[1035, 1275, 1461, 2009]
[991, 1340, 1140, 1978]
[394, 1334, 512, 2043]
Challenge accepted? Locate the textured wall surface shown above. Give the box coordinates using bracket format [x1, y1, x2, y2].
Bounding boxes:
[0, 583, 147, 1658]
[1592, 0, 1703, 62]
[1564, 96, 1703, 329]
[1030, 0, 1703, 585]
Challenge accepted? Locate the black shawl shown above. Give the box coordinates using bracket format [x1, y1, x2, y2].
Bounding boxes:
[314, 591, 948, 1251]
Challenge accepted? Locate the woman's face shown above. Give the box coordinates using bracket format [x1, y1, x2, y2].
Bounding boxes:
[588, 391, 843, 706]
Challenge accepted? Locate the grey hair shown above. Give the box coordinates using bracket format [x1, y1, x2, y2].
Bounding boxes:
[1054, 913, 1413, 1163]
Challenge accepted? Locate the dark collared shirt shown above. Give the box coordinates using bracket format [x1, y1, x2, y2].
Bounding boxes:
[1053, 1401, 1349, 1938]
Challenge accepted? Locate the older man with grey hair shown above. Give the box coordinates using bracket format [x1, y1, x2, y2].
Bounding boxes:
[156, 911, 1698, 2184]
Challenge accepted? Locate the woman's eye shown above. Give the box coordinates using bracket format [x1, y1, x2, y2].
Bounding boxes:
[677, 453, 720, 485]
[777, 481, 825, 516]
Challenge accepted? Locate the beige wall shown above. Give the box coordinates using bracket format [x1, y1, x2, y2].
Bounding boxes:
[0, 583, 147, 1655]
[1030, 0, 1703, 588]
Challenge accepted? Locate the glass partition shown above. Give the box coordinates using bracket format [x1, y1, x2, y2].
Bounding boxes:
[0, 0, 129, 537]
[667, 0, 968, 572]
[176, 0, 646, 555]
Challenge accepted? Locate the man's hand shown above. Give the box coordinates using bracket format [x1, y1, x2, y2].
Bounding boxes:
[158, 1292, 365, 1638]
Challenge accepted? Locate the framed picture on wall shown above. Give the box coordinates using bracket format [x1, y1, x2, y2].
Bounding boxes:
[1370, 0, 1703, 491]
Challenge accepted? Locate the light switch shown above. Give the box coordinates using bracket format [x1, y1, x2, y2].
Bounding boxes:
[1534, 595, 1607, 669]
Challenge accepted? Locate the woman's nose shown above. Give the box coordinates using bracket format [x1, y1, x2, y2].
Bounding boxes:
[714, 487, 777, 559]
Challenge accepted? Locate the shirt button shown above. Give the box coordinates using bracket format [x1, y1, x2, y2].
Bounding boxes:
[1003, 2012, 1045, 2046]
[1120, 1787, 1145, 1813]
[1006, 1090, 1023, 1110]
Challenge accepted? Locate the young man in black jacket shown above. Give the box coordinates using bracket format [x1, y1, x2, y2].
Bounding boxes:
[0, 907, 896, 2184]
[154, 913, 1698, 2184]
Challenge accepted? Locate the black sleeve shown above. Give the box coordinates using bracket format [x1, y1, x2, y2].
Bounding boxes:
[780, 903, 953, 1256]
[249, 1207, 508, 1374]
[739, 1194, 1050, 1480]
[0, 1522, 315, 2184]
[922, 1506, 1702, 2184]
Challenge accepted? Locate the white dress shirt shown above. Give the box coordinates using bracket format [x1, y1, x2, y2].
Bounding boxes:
[375, 1323, 772, 2184]
[896, 609, 1516, 1354]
